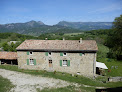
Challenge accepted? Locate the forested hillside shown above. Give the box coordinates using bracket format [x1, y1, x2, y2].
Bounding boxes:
[0, 20, 112, 36]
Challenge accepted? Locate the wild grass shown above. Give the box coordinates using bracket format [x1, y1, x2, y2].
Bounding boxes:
[0, 65, 122, 89]
[97, 44, 122, 77]
[0, 75, 15, 92]
[40, 85, 96, 92]
[97, 58, 122, 77]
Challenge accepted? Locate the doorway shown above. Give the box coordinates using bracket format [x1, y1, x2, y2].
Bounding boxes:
[49, 60, 52, 68]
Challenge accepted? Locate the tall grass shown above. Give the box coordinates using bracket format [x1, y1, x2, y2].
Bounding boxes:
[0, 75, 15, 92]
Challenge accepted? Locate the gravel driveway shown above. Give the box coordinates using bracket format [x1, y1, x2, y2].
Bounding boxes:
[0, 69, 70, 92]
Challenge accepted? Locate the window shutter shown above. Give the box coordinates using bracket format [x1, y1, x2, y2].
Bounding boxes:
[60, 60, 62, 66]
[27, 52, 29, 55]
[60, 53, 63, 56]
[68, 60, 70, 66]
[45, 52, 48, 56]
[79, 53, 82, 56]
[34, 59, 36, 65]
[27, 59, 29, 65]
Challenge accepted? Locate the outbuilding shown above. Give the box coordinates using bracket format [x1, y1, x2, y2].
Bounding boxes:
[0, 52, 18, 65]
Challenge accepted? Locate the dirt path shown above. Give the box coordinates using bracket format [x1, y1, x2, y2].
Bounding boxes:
[0, 69, 71, 92]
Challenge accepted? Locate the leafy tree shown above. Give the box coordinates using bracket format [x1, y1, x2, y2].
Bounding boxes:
[2, 41, 22, 52]
[9, 42, 16, 52]
[106, 15, 122, 60]
[2, 42, 9, 51]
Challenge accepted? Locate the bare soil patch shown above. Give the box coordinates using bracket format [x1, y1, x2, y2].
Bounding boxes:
[0, 69, 70, 92]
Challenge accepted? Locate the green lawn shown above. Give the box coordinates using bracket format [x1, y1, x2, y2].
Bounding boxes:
[0, 75, 14, 92]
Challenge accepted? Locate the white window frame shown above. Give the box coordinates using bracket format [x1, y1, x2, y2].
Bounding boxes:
[30, 59, 34, 65]
[63, 53, 67, 56]
[48, 52, 51, 56]
[29, 52, 33, 55]
[62, 60, 68, 66]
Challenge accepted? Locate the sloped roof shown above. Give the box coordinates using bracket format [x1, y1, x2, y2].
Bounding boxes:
[96, 62, 108, 69]
[0, 52, 17, 60]
[16, 40, 98, 51]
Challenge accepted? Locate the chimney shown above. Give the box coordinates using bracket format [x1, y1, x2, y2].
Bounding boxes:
[63, 37, 65, 41]
[80, 38, 82, 43]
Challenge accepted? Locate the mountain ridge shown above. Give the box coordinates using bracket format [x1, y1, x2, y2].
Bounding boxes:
[0, 20, 112, 36]
[57, 21, 112, 30]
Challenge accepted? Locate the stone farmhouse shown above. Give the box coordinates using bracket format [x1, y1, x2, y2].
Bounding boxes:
[16, 39, 98, 77]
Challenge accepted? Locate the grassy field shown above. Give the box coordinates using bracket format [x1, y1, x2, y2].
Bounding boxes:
[0, 75, 14, 92]
[40, 85, 96, 92]
[98, 58, 122, 77]
[0, 65, 122, 89]
[64, 32, 84, 36]
[97, 44, 122, 77]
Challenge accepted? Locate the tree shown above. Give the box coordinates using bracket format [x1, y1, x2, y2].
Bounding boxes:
[2, 41, 22, 52]
[106, 15, 122, 60]
[2, 42, 10, 51]
[9, 42, 16, 52]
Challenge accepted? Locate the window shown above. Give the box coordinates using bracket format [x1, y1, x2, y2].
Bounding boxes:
[49, 60, 52, 63]
[79, 53, 85, 56]
[48, 52, 51, 56]
[27, 52, 33, 55]
[60, 60, 70, 66]
[63, 60, 68, 66]
[27, 59, 36, 65]
[29, 52, 33, 55]
[30, 59, 34, 65]
[63, 53, 67, 56]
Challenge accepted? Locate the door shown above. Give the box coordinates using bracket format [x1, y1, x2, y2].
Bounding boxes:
[49, 60, 52, 68]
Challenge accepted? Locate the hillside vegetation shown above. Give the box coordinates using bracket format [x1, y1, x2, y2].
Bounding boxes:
[0, 20, 112, 36]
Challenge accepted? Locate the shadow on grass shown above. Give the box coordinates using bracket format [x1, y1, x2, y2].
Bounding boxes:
[96, 87, 122, 92]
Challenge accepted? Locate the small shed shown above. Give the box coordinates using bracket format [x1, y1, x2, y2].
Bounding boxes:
[0, 52, 18, 65]
[96, 61, 108, 75]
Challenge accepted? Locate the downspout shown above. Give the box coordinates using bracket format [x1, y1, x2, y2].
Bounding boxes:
[93, 53, 96, 79]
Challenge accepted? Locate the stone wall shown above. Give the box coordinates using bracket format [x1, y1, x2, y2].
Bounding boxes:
[17, 51, 96, 77]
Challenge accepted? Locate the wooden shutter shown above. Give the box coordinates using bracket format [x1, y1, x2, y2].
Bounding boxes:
[27, 52, 29, 55]
[34, 59, 36, 65]
[60, 60, 62, 66]
[27, 59, 29, 65]
[45, 52, 48, 56]
[79, 53, 82, 56]
[68, 60, 70, 66]
[60, 53, 63, 56]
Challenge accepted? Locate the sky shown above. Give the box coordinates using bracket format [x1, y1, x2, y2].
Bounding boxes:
[0, 0, 122, 25]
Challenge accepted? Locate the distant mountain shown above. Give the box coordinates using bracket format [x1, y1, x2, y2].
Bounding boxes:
[0, 20, 113, 36]
[57, 21, 113, 30]
[0, 20, 81, 36]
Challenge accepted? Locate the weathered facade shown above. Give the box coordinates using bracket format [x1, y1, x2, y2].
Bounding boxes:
[16, 39, 98, 77]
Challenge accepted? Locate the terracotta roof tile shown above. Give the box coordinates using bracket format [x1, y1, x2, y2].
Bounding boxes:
[16, 40, 98, 51]
[0, 52, 17, 60]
